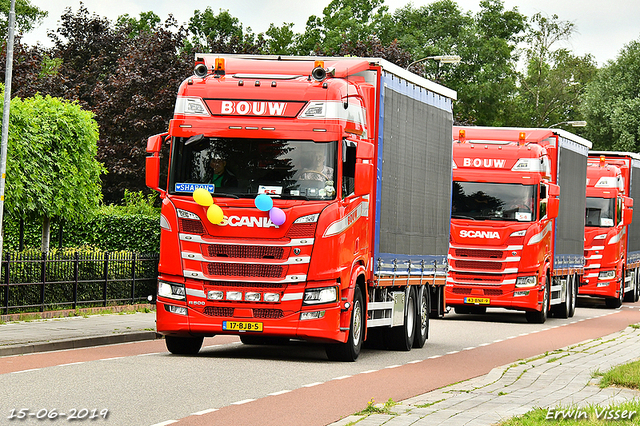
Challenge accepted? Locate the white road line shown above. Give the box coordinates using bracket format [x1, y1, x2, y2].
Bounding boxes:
[407, 360, 422, 364]
[192, 408, 217, 416]
[302, 382, 323, 388]
[57, 362, 85, 367]
[231, 399, 256, 405]
[361, 370, 378, 374]
[268, 390, 292, 396]
[12, 368, 41, 374]
[149, 421, 177, 426]
[332, 375, 352, 380]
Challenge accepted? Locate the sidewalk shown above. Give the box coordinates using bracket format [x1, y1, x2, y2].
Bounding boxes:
[0, 311, 158, 357]
[331, 325, 640, 426]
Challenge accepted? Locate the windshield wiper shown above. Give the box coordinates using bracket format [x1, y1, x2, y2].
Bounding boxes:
[212, 192, 240, 199]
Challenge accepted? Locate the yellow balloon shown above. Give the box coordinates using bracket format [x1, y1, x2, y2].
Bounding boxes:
[207, 204, 224, 224]
[193, 188, 213, 207]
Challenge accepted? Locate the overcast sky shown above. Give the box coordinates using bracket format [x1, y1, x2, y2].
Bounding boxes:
[19, 0, 640, 67]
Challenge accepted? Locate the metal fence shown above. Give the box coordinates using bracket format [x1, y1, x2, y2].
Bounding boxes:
[1, 251, 159, 314]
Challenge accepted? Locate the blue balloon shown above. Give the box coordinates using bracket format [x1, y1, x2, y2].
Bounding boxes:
[254, 194, 273, 212]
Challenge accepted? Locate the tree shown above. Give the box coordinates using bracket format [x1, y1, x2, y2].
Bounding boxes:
[296, 0, 389, 55]
[186, 8, 263, 54]
[515, 13, 597, 127]
[580, 38, 640, 151]
[92, 18, 190, 202]
[3, 89, 105, 252]
[0, 0, 47, 36]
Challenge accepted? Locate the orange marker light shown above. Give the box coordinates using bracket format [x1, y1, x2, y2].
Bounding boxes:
[215, 58, 225, 72]
[459, 129, 466, 142]
[519, 132, 526, 146]
[600, 155, 606, 167]
[314, 60, 325, 69]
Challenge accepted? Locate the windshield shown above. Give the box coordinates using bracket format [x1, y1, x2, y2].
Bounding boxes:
[168, 136, 337, 200]
[452, 181, 537, 221]
[585, 197, 615, 227]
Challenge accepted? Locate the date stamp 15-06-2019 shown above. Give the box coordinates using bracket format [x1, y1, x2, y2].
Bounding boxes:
[8, 408, 109, 421]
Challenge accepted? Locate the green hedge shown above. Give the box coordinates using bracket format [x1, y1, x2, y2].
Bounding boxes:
[3, 211, 160, 253]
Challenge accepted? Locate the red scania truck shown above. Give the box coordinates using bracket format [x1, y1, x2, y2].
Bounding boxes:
[582, 152, 639, 307]
[145, 54, 456, 360]
[447, 127, 591, 323]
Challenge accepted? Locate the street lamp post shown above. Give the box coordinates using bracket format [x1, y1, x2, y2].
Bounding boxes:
[548, 120, 587, 128]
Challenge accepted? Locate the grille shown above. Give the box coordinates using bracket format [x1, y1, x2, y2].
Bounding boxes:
[180, 218, 204, 234]
[453, 260, 502, 271]
[451, 287, 472, 295]
[205, 244, 286, 260]
[484, 288, 503, 296]
[286, 223, 316, 238]
[253, 309, 284, 319]
[455, 249, 503, 259]
[203, 306, 234, 317]
[206, 281, 285, 289]
[206, 263, 285, 278]
[450, 273, 503, 284]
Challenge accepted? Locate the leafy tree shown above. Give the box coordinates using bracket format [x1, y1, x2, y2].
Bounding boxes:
[581, 38, 640, 151]
[186, 8, 263, 54]
[3, 89, 105, 252]
[0, 0, 47, 36]
[115, 11, 162, 37]
[264, 23, 296, 55]
[515, 13, 597, 127]
[296, 0, 389, 55]
[92, 17, 190, 202]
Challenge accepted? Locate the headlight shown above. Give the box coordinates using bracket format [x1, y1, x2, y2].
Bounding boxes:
[303, 286, 338, 305]
[516, 276, 537, 288]
[158, 281, 186, 300]
[598, 270, 616, 280]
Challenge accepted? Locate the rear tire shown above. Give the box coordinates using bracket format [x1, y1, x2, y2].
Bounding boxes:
[568, 274, 577, 317]
[413, 285, 430, 349]
[326, 286, 364, 362]
[165, 335, 204, 355]
[551, 276, 571, 319]
[385, 287, 416, 351]
[526, 276, 549, 324]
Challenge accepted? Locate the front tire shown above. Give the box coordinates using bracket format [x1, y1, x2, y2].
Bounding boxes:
[326, 286, 364, 362]
[605, 279, 624, 308]
[165, 335, 204, 355]
[526, 275, 549, 324]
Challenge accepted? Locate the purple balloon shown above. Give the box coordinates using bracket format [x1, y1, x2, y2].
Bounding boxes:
[269, 207, 286, 226]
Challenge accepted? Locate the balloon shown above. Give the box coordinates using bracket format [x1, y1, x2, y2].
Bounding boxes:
[207, 204, 224, 224]
[193, 188, 213, 207]
[269, 207, 286, 226]
[254, 194, 273, 212]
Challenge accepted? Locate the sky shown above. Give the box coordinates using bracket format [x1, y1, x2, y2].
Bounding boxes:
[19, 0, 640, 67]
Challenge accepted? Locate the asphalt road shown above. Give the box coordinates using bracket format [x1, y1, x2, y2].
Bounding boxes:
[1, 297, 639, 426]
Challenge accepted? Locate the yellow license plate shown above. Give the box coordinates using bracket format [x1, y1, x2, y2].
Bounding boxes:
[222, 321, 263, 332]
[464, 297, 490, 305]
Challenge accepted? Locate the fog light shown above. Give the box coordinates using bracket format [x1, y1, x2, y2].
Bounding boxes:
[513, 290, 530, 297]
[300, 311, 325, 320]
[264, 293, 280, 302]
[226, 291, 242, 301]
[166, 305, 188, 316]
[245, 292, 261, 302]
[207, 290, 224, 300]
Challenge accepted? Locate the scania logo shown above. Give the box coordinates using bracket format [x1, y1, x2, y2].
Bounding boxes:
[459, 230, 500, 239]
[218, 216, 279, 228]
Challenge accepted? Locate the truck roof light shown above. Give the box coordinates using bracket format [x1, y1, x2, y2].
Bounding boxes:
[459, 129, 466, 142]
[214, 58, 225, 76]
[600, 155, 606, 167]
[314, 60, 325, 69]
[519, 132, 526, 145]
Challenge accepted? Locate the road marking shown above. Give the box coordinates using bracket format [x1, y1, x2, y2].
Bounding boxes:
[462, 347, 475, 351]
[302, 382, 323, 388]
[268, 390, 292, 396]
[192, 408, 217, 415]
[12, 368, 41, 374]
[407, 360, 422, 364]
[149, 421, 177, 426]
[100, 357, 124, 361]
[332, 375, 352, 380]
[446, 350, 460, 355]
[231, 399, 256, 405]
[57, 362, 85, 367]
[361, 369, 378, 374]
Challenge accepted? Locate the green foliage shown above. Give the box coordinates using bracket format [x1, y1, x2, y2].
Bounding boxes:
[116, 11, 161, 37]
[0, 0, 48, 35]
[598, 359, 640, 389]
[581, 38, 640, 151]
[3, 90, 105, 222]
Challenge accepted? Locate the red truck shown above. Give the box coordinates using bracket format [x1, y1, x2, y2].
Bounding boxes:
[582, 152, 639, 307]
[448, 127, 591, 323]
[145, 55, 456, 360]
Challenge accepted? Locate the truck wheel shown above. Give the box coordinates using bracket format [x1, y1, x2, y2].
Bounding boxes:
[326, 286, 364, 362]
[526, 276, 549, 324]
[552, 276, 571, 319]
[624, 269, 638, 302]
[635, 269, 640, 303]
[385, 287, 416, 351]
[413, 285, 430, 349]
[165, 335, 204, 355]
[605, 280, 624, 308]
[568, 274, 577, 317]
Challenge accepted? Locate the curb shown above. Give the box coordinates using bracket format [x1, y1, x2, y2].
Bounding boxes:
[0, 331, 162, 357]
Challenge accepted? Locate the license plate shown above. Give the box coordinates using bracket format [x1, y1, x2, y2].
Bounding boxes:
[222, 321, 263, 332]
[464, 297, 490, 305]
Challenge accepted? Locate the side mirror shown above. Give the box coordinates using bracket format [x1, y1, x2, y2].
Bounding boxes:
[624, 197, 633, 226]
[146, 133, 167, 192]
[354, 162, 373, 196]
[548, 183, 560, 197]
[547, 197, 559, 219]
